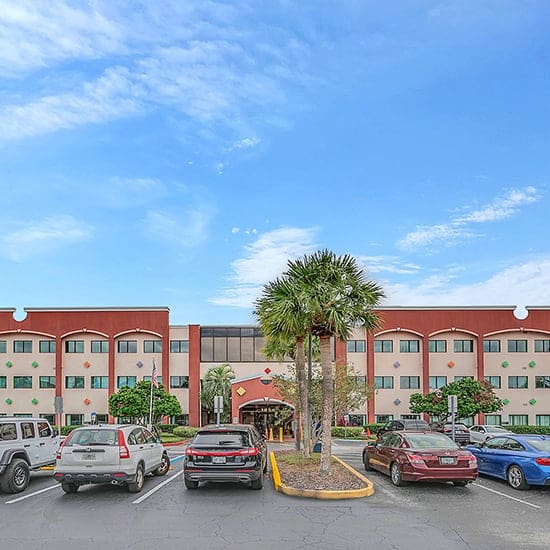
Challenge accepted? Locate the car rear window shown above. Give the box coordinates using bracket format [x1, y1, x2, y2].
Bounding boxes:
[526, 438, 550, 452]
[0, 423, 17, 441]
[66, 429, 118, 446]
[406, 433, 459, 449]
[193, 431, 250, 447]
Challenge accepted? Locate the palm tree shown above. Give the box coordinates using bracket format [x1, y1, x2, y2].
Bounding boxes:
[286, 250, 384, 474]
[254, 277, 312, 457]
[201, 364, 236, 423]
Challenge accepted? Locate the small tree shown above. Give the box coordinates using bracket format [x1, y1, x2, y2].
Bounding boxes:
[333, 364, 375, 424]
[409, 378, 503, 420]
[201, 364, 235, 423]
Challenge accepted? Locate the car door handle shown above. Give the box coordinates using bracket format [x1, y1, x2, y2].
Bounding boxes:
[39, 442, 45, 446]
[24, 444, 30, 448]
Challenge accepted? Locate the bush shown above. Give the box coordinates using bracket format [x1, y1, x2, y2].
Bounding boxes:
[173, 426, 200, 438]
[330, 426, 364, 438]
[506, 425, 550, 435]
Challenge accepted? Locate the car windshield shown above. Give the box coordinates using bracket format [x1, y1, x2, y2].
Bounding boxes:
[193, 431, 249, 447]
[66, 429, 118, 446]
[406, 434, 460, 449]
[525, 438, 550, 452]
[486, 426, 508, 433]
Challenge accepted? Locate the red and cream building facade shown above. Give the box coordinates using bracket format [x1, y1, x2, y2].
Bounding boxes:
[1, 306, 550, 427]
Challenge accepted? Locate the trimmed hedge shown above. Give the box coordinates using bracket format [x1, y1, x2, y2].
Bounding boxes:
[505, 425, 550, 435]
[173, 426, 200, 438]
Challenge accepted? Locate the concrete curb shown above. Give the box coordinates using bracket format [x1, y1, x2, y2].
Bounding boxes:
[269, 451, 374, 499]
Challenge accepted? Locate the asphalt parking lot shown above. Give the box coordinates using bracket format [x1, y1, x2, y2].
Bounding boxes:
[1, 440, 548, 550]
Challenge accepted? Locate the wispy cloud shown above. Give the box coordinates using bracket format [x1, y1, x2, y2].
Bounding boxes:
[398, 187, 540, 250]
[357, 255, 422, 275]
[211, 226, 319, 308]
[102, 177, 168, 208]
[0, 215, 93, 261]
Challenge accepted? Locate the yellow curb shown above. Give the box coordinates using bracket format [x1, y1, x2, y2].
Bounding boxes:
[269, 451, 374, 499]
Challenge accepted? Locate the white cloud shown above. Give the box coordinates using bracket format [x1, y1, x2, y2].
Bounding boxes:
[102, 177, 167, 208]
[0, 215, 93, 261]
[211, 226, 319, 307]
[357, 255, 421, 275]
[231, 227, 240, 234]
[399, 187, 541, 251]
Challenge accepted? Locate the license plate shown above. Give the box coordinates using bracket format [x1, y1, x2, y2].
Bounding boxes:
[439, 457, 456, 465]
[82, 453, 96, 461]
[212, 456, 226, 464]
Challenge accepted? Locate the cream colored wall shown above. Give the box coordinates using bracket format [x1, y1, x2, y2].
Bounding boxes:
[428, 331, 478, 384]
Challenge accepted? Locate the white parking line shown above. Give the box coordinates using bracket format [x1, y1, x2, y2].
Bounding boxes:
[5, 484, 60, 504]
[472, 482, 541, 509]
[132, 469, 183, 504]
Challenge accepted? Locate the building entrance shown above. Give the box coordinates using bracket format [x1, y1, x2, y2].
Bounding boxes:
[239, 401, 294, 437]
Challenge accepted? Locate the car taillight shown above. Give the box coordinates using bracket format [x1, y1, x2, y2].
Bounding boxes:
[535, 457, 550, 466]
[118, 430, 130, 459]
[185, 447, 203, 457]
[56, 437, 69, 460]
[467, 454, 477, 464]
[406, 454, 425, 465]
[238, 447, 259, 457]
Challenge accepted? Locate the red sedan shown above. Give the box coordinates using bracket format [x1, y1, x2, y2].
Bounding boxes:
[363, 430, 478, 487]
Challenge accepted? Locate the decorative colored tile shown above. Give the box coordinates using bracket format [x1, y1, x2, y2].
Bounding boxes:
[529, 361, 536, 368]
[83, 361, 91, 368]
[31, 398, 38, 405]
[529, 398, 537, 406]
[236, 386, 246, 396]
[393, 361, 400, 368]
[447, 361, 455, 368]
[31, 361, 39, 368]
[136, 361, 143, 368]
[5, 398, 12, 405]
[393, 398, 401, 406]
[83, 398, 91, 405]
[502, 398, 510, 405]
[264, 367, 271, 375]
[5, 361, 12, 368]
[501, 361, 509, 368]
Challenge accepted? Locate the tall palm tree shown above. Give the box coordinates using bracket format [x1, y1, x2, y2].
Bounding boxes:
[286, 250, 384, 474]
[254, 277, 312, 457]
[201, 364, 236, 423]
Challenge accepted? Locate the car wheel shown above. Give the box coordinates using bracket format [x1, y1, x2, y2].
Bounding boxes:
[0, 458, 30, 494]
[363, 453, 372, 471]
[507, 465, 529, 490]
[452, 480, 469, 487]
[250, 474, 263, 490]
[390, 462, 407, 487]
[184, 477, 199, 490]
[61, 481, 79, 494]
[153, 453, 170, 476]
[128, 464, 145, 493]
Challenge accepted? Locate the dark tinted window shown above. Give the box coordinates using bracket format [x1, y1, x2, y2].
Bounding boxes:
[66, 429, 118, 446]
[406, 434, 459, 449]
[0, 423, 17, 440]
[194, 431, 250, 447]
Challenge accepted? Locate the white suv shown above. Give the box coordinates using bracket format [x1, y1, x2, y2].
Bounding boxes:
[54, 424, 170, 493]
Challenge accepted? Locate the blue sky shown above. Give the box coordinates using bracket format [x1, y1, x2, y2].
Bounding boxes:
[1, 1, 550, 325]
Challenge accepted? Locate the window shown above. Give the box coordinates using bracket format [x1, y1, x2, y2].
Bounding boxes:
[374, 340, 393, 353]
[0, 423, 17, 440]
[429, 340, 446, 353]
[508, 339, 527, 353]
[484, 415, 502, 425]
[484, 375, 501, 389]
[143, 375, 163, 385]
[454, 376, 474, 382]
[374, 376, 393, 389]
[21, 422, 35, 439]
[91, 340, 109, 353]
[483, 340, 501, 353]
[14, 376, 32, 389]
[536, 415, 550, 426]
[65, 340, 84, 353]
[117, 376, 137, 388]
[39, 376, 56, 389]
[399, 340, 419, 353]
[0, 376, 6, 389]
[39, 414, 55, 425]
[14, 340, 32, 353]
[0, 340, 6, 353]
[200, 327, 268, 362]
[347, 340, 366, 353]
[37, 421, 52, 438]
[534, 340, 550, 352]
[65, 376, 85, 389]
[535, 376, 550, 389]
[91, 376, 109, 389]
[453, 340, 473, 353]
[170, 376, 189, 389]
[352, 376, 367, 386]
[39, 340, 56, 353]
[400, 376, 420, 389]
[509, 415, 528, 426]
[144, 340, 162, 353]
[429, 376, 447, 389]
[118, 340, 137, 353]
[508, 376, 528, 389]
[375, 415, 393, 423]
[170, 340, 189, 353]
[65, 414, 83, 426]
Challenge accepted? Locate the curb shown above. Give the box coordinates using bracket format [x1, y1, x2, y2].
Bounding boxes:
[269, 451, 374, 499]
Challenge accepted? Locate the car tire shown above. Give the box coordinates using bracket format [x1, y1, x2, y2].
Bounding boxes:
[390, 462, 407, 487]
[184, 477, 199, 490]
[507, 465, 529, 490]
[152, 453, 170, 476]
[0, 458, 30, 494]
[250, 474, 263, 490]
[128, 464, 145, 493]
[363, 453, 372, 471]
[452, 480, 469, 487]
[61, 481, 79, 494]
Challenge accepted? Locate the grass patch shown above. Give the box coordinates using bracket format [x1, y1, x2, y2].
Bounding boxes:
[160, 432, 185, 443]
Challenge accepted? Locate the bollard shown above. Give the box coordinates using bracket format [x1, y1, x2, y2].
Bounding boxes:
[269, 427, 273, 441]
[279, 426, 283, 442]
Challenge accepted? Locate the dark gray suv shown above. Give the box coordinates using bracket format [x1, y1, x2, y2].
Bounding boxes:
[377, 419, 431, 436]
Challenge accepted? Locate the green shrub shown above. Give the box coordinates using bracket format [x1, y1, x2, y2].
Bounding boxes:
[173, 426, 200, 438]
[330, 426, 364, 438]
[506, 425, 550, 435]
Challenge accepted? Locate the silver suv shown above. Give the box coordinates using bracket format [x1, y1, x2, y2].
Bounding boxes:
[54, 424, 170, 493]
[0, 417, 61, 493]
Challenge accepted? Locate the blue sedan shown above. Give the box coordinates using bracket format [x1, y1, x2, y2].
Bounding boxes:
[466, 434, 550, 490]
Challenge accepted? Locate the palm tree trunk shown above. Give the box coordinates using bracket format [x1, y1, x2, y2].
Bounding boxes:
[319, 334, 333, 474]
[295, 337, 310, 458]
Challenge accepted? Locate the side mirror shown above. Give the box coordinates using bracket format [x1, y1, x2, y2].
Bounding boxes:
[52, 429, 60, 437]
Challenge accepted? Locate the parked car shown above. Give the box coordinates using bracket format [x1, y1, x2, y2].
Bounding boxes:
[430, 422, 471, 445]
[54, 424, 170, 493]
[469, 425, 515, 444]
[465, 434, 550, 490]
[376, 419, 431, 436]
[183, 424, 267, 490]
[363, 430, 478, 487]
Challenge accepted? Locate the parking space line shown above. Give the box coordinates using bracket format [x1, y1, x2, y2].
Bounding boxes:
[5, 484, 59, 504]
[132, 469, 183, 504]
[472, 482, 541, 509]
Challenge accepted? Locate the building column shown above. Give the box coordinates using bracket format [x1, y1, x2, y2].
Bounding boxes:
[477, 335, 485, 424]
[55, 335, 63, 427]
[366, 332, 375, 423]
[188, 325, 201, 426]
[108, 334, 116, 423]
[422, 335, 431, 423]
